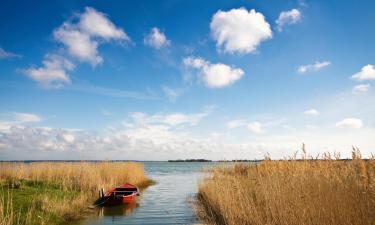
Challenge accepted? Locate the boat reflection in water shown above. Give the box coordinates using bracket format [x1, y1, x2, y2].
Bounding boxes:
[97, 203, 139, 219]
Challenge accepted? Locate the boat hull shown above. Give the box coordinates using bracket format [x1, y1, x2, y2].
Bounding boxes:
[123, 194, 137, 204]
[99, 183, 140, 206]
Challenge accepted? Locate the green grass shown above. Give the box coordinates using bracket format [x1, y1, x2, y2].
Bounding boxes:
[1, 180, 81, 225]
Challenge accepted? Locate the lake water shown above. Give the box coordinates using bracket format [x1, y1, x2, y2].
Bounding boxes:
[81, 162, 215, 225]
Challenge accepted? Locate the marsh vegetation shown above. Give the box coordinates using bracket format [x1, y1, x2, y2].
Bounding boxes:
[196, 149, 375, 225]
[0, 162, 152, 225]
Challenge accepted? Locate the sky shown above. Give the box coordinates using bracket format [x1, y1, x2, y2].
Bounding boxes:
[0, 0, 375, 160]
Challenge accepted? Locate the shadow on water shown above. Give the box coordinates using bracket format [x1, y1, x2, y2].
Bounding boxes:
[98, 203, 139, 218]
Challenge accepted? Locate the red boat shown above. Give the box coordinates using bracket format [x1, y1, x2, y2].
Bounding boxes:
[97, 183, 140, 206]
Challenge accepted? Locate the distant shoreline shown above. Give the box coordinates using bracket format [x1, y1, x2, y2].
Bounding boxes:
[0, 158, 362, 163]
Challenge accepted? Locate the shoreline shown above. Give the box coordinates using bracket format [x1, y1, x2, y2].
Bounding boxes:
[0, 162, 153, 225]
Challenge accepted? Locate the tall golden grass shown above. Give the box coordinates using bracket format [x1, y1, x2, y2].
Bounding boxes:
[0, 162, 151, 225]
[0, 162, 150, 191]
[197, 150, 375, 225]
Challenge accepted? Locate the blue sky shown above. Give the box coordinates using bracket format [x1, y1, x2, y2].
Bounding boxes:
[1, 0, 374, 160]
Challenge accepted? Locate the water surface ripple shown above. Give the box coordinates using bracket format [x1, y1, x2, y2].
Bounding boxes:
[82, 162, 213, 225]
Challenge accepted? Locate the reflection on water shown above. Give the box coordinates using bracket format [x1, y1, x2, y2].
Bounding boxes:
[81, 162, 215, 225]
[97, 203, 138, 218]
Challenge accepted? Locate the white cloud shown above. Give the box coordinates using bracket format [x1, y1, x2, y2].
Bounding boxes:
[276, 9, 301, 31]
[53, 7, 128, 66]
[0, 112, 42, 131]
[227, 119, 246, 129]
[297, 61, 331, 73]
[54, 23, 103, 66]
[162, 86, 184, 102]
[144, 27, 170, 49]
[0, 47, 21, 59]
[130, 107, 212, 127]
[351, 64, 375, 81]
[78, 7, 128, 41]
[59, 133, 75, 143]
[335, 118, 363, 129]
[304, 108, 320, 116]
[247, 121, 264, 134]
[13, 113, 42, 123]
[210, 8, 272, 54]
[183, 56, 244, 88]
[23, 7, 129, 87]
[1, 108, 375, 160]
[22, 54, 74, 88]
[352, 84, 370, 94]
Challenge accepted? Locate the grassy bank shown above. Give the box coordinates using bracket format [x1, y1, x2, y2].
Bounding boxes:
[196, 151, 375, 225]
[0, 162, 153, 225]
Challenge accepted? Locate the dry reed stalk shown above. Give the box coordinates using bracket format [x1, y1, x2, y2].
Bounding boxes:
[0, 162, 149, 192]
[197, 155, 375, 225]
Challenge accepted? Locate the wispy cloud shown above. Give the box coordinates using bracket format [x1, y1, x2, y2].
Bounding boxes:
[68, 83, 158, 100]
[0, 112, 42, 131]
[247, 121, 265, 134]
[12, 113, 42, 123]
[0, 47, 22, 59]
[276, 9, 302, 31]
[297, 61, 331, 74]
[162, 86, 185, 102]
[352, 84, 370, 94]
[304, 108, 320, 116]
[227, 119, 246, 129]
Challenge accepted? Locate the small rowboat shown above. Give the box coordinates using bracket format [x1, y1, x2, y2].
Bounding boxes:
[97, 183, 140, 206]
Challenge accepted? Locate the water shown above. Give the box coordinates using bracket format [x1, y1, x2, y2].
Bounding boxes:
[81, 162, 215, 225]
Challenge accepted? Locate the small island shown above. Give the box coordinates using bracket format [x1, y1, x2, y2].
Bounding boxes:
[168, 159, 212, 162]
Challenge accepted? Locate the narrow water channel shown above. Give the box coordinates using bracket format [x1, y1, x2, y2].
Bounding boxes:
[81, 162, 213, 225]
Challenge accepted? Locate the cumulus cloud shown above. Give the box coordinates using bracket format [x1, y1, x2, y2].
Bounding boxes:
[304, 108, 320, 116]
[22, 54, 74, 88]
[1, 109, 375, 160]
[144, 27, 170, 49]
[0, 126, 82, 152]
[0, 108, 213, 157]
[78, 7, 128, 41]
[23, 7, 128, 87]
[53, 23, 103, 66]
[247, 121, 264, 134]
[276, 9, 301, 31]
[335, 118, 363, 129]
[352, 84, 370, 94]
[210, 8, 272, 54]
[297, 61, 331, 73]
[53, 7, 128, 66]
[0, 47, 21, 59]
[351, 64, 375, 81]
[183, 56, 244, 88]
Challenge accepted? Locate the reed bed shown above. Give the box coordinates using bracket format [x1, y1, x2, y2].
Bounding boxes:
[0, 162, 152, 225]
[197, 151, 375, 225]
